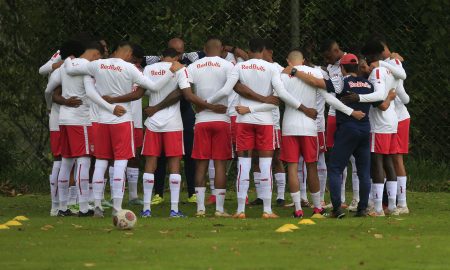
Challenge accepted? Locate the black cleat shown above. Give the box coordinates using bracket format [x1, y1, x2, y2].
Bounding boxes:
[250, 198, 263, 205]
[276, 199, 285, 207]
[330, 208, 346, 219]
[57, 209, 75, 217]
[78, 209, 95, 217]
[354, 209, 369, 217]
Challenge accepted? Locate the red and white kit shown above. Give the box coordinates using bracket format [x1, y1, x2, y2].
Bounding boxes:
[187, 56, 234, 160]
[325, 57, 344, 148]
[141, 62, 191, 157]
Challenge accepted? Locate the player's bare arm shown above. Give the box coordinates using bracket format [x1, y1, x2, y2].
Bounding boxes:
[52, 86, 82, 107]
[224, 45, 249, 60]
[377, 88, 396, 111]
[282, 66, 327, 89]
[102, 87, 145, 104]
[144, 88, 182, 117]
[182, 87, 227, 114]
[234, 82, 279, 105]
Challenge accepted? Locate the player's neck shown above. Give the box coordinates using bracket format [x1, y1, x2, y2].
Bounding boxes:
[249, 52, 263, 59]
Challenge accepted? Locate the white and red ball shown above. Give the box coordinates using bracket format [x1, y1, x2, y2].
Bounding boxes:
[113, 209, 137, 230]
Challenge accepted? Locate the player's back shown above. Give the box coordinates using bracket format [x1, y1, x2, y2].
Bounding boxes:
[144, 62, 182, 105]
[236, 58, 277, 125]
[281, 65, 322, 136]
[368, 67, 398, 133]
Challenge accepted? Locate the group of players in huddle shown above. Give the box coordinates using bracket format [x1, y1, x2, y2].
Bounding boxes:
[40, 33, 410, 219]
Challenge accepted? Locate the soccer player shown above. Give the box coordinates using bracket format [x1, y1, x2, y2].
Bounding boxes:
[320, 39, 360, 208]
[64, 41, 184, 215]
[276, 49, 364, 218]
[207, 38, 312, 219]
[187, 37, 234, 217]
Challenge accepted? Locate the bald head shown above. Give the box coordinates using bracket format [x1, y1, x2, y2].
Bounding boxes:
[168, 38, 185, 54]
[204, 38, 222, 56]
[287, 50, 304, 66]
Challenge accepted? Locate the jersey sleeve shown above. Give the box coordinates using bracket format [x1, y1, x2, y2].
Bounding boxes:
[395, 80, 410, 104]
[44, 68, 62, 109]
[39, 52, 61, 75]
[272, 72, 302, 109]
[359, 68, 386, 102]
[176, 67, 191, 89]
[379, 60, 406, 80]
[132, 64, 173, 92]
[64, 58, 96, 76]
[249, 103, 278, 113]
[186, 64, 195, 84]
[206, 64, 239, 104]
[84, 75, 115, 113]
[319, 89, 353, 116]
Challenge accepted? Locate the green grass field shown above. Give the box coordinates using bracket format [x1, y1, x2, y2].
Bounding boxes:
[1, 191, 449, 270]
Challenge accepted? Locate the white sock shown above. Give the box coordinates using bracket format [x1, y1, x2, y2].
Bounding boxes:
[58, 158, 75, 211]
[274, 173, 286, 200]
[215, 189, 226, 212]
[92, 160, 108, 208]
[317, 153, 327, 201]
[259, 157, 273, 214]
[143, 173, 154, 211]
[291, 191, 302, 211]
[75, 157, 91, 213]
[341, 167, 347, 204]
[127, 167, 139, 200]
[311, 191, 322, 210]
[50, 161, 61, 209]
[373, 183, 384, 212]
[298, 157, 308, 201]
[88, 183, 94, 203]
[102, 179, 107, 200]
[195, 187, 206, 212]
[397, 176, 407, 207]
[386, 181, 397, 211]
[236, 157, 251, 213]
[112, 160, 128, 212]
[109, 166, 114, 196]
[253, 172, 261, 199]
[169, 174, 181, 212]
[208, 160, 215, 196]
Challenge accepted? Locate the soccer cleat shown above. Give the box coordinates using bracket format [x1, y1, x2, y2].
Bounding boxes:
[262, 212, 279, 219]
[250, 198, 263, 205]
[233, 212, 246, 219]
[57, 209, 75, 217]
[111, 208, 119, 217]
[330, 208, 346, 219]
[50, 208, 59, 217]
[301, 199, 311, 208]
[214, 211, 232, 218]
[354, 209, 369, 217]
[78, 209, 94, 217]
[187, 194, 197, 203]
[128, 198, 144, 206]
[397, 205, 409, 214]
[68, 204, 80, 214]
[276, 199, 285, 207]
[88, 204, 95, 211]
[340, 203, 349, 209]
[293, 210, 304, 218]
[311, 207, 327, 218]
[195, 210, 206, 217]
[348, 199, 359, 212]
[151, 194, 164, 205]
[384, 207, 400, 216]
[140, 209, 152, 218]
[93, 207, 104, 218]
[169, 210, 186, 218]
[101, 199, 112, 209]
[368, 210, 386, 217]
[206, 195, 216, 205]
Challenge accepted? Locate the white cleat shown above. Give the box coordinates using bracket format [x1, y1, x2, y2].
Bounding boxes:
[214, 211, 232, 218]
[195, 210, 206, 217]
[50, 208, 59, 217]
[397, 205, 409, 214]
[385, 207, 400, 216]
[368, 210, 385, 217]
[348, 199, 359, 212]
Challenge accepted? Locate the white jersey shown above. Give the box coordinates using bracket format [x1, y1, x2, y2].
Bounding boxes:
[326, 56, 345, 116]
[187, 56, 234, 124]
[207, 58, 301, 126]
[271, 62, 283, 130]
[382, 58, 410, 121]
[42, 51, 62, 131]
[57, 58, 91, 126]
[143, 62, 190, 132]
[227, 56, 244, 117]
[130, 64, 144, 129]
[39, 50, 61, 76]
[281, 65, 352, 136]
[367, 67, 399, 133]
[315, 66, 327, 132]
[64, 57, 174, 124]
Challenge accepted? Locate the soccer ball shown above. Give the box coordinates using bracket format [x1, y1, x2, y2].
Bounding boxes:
[113, 209, 137, 230]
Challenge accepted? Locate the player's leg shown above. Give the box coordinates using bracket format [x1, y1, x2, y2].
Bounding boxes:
[250, 151, 262, 205]
[317, 152, 328, 206]
[92, 159, 109, 217]
[297, 156, 310, 207]
[352, 130, 371, 217]
[273, 133, 286, 206]
[57, 126, 76, 216]
[256, 125, 276, 218]
[383, 153, 398, 215]
[127, 127, 143, 205]
[369, 133, 389, 217]
[182, 118, 196, 203]
[152, 154, 166, 204]
[165, 130, 184, 217]
[348, 155, 360, 211]
[49, 130, 62, 216]
[207, 159, 216, 205]
[394, 118, 410, 213]
[341, 166, 348, 208]
[192, 122, 211, 216]
[194, 160, 208, 216]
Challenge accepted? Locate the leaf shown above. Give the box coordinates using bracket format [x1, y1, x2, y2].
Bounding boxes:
[84, 262, 95, 267]
[374, 234, 383, 239]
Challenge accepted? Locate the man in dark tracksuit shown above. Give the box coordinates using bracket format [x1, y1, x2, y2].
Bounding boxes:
[145, 38, 206, 202]
[328, 54, 378, 218]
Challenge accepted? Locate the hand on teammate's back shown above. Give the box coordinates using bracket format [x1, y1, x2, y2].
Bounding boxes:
[390, 52, 404, 62]
[298, 104, 318, 120]
[264, 95, 280, 106]
[281, 65, 293, 75]
[235, 105, 250, 115]
[64, 96, 82, 107]
[211, 104, 227, 114]
[387, 89, 397, 100]
[113, 105, 126, 117]
[102, 95, 114, 104]
[351, 110, 366, 120]
[144, 106, 158, 117]
[169, 61, 184, 73]
[340, 91, 360, 104]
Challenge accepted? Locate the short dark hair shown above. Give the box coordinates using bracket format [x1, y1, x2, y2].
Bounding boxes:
[60, 40, 85, 59]
[264, 39, 274, 51]
[132, 44, 145, 59]
[206, 36, 221, 43]
[361, 39, 384, 56]
[112, 41, 133, 53]
[161, 47, 179, 58]
[85, 41, 105, 55]
[341, 64, 358, 73]
[249, 38, 265, 53]
[319, 39, 336, 53]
